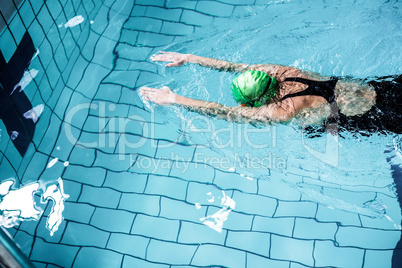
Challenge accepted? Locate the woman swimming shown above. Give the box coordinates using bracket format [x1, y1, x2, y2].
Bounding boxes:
[139, 52, 402, 134]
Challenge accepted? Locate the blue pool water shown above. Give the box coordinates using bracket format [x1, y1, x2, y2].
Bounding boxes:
[0, 0, 401, 267]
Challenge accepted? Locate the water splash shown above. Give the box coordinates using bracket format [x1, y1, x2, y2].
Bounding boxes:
[0, 181, 41, 228]
[0, 179, 69, 236]
[23, 104, 44, 123]
[63, 15, 85, 28]
[10, 131, 18, 141]
[10, 69, 39, 95]
[200, 191, 235, 233]
[42, 178, 70, 236]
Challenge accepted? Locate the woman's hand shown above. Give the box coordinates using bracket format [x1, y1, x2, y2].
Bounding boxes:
[139, 86, 177, 106]
[150, 51, 191, 67]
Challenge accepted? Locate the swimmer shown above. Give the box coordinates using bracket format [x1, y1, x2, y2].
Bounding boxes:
[139, 51, 402, 134]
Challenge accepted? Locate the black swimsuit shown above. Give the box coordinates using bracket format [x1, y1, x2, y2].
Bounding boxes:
[281, 75, 402, 135]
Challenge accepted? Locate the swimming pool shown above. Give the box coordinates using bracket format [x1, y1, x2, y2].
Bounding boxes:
[0, 0, 401, 267]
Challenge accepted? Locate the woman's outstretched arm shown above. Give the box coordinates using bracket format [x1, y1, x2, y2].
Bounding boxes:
[139, 86, 298, 123]
[150, 51, 305, 79]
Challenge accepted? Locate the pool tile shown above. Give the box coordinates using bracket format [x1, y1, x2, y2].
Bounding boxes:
[51, 123, 79, 161]
[124, 17, 163, 33]
[67, 55, 89, 89]
[258, 176, 301, 201]
[28, 19, 45, 47]
[13, 230, 34, 257]
[143, 120, 182, 141]
[63, 201, 95, 224]
[91, 5, 109, 34]
[111, 0, 134, 17]
[91, 207, 135, 233]
[82, 115, 108, 132]
[31, 238, 79, 268]
[131, 214, 180, 241]
[155, 141, 195, 161]
[103, 9, 128, 41]
[136, 70, 166, 88]
[180, 10, 214, 26]
[314, 241, 364, 268]
[89, 100, 130, 118]
[115, 134, 157, 158]
[177, 221, 226, 244]
[232, 191, 277, 217]
[82, 0, 95, 15]
[46, 1, 62, 20]
[38, 38, 54, 67]
[95, 84, 122, 103]
[274, 201, 317, 218]
[270, 235, 314, 267]
[160, 196, 207, 223]
[104, 171, 148, 193]
[75, 63, 110, 99]
[23, 151, 49, 182]
[336, 226, 400, 249]
[128, 61, 158, 73]
[166, 0, 197, 9]
[35, 215, 67, 243]
[69, 146, 96, 167]
[81, 29, 100, 60]
[64, 165, 106, 186]
[115, 43, 154, 62]
[79, 184, 121, 209]
[130, 155, 171, 176]
[126, 106, 155, 125]
[316, 205, 362, 226]
[46, 59, 60, 89]
[293, 218, 337, 240]
[19, 0, 35, 28]
[73, 247, 123, 268]
[94, 151, 133, 171]
[0, 29, 16, 62]
[38, 75, 52, 101]
[145, 6, 182, 22]
[107, 233, 149, 258]
[9, 13, 25, 45]
[60, 179, 82, 202]
[135, 0, 165, 7]
[223, 210, 254, 231]
[223, 0, 255, 4]
[186, 181, 229, 206]
[62, 222, 110, 247]
[147, 239, 197, 265]
[226, 230, 270, 256]
[160, 21, 194, 35]
[123, 256, 169, 268]
[136, 32, 175, 47]
[247, 253, 290, 268]
[120, 29, 139, 45]
[191, 244, 246, 268]
[103, 70, 141, 89]
[62, 46, 79, 80]
[37, 4, 53, 34]
[196, 1, 234, 17]
[170, 161, 214, 183]
[364, 249, 393, 268]
[92, 36, 116, 69]
[119, 193, 160, 216]
[77, 132, 117, 154]
[252, 215, 295, 237]
[144, 174, 188, 200]
[214, 170, 257, 194]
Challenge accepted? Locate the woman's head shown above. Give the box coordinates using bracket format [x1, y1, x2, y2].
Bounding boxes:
[231, 70, 278, 107]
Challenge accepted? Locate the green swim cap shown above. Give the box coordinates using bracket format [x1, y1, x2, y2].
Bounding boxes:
[231, 70, 278, 107]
